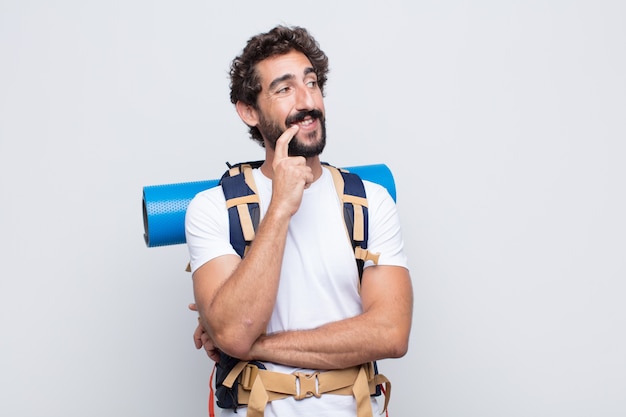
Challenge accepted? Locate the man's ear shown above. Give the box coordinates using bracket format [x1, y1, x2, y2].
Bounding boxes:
[235, 101, 259, 126]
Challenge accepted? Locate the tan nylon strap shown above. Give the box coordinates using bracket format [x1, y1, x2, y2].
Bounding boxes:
[325, 165, 369, 243]
[353, 204, 365, 241]
[317, 367, 364, 394]
[343, 193, 367, 242]
[342, 194, 368, 207]
[223, 360, 250, 388]
[225, 164, 258, 199]
[352, 365, 374, 417]
[237, 204, 256, 241]
[242, 165, 259, 195]
[225, 194, 259, 208]
[326, 165, 346, 206]
[354, 247, 380, 265]
[241, 365, 368, 396]
[222, 362, 290, 409]
[373, 373, 391, 414]
[222, 165, 260, 243]
[226, 362, 385, 417]
[186, 164, 260, 272]
[325, 165, 355, 243]
[247, 375, 269, 417]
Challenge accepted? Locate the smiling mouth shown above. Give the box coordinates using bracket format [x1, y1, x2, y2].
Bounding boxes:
[286, 109, 323, 129]
[291, 117, 315, 128]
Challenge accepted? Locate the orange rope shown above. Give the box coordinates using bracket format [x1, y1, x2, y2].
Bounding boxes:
[208, 362, 217, 417]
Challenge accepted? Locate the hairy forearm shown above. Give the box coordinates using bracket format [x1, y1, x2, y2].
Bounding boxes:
[249, 308, 411, 369]
[248, 266, 413, 369]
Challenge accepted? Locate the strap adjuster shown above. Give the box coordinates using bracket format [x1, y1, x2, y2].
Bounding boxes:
[241, 364, 259, 390]
[293, 372, 320, 400]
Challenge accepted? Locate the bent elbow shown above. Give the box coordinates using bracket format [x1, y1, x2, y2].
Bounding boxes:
[224, 344, 254, 361]
[389, 338, 409, 358]
[212, 332, 254, 360]
[209, 318, 264, 360]
[204, 310, 265, 360]
[385, 328, 410, 359]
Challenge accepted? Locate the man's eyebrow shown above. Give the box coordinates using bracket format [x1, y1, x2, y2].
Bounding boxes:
[268, 74, 295, 92]
[267, 67, 316, 91]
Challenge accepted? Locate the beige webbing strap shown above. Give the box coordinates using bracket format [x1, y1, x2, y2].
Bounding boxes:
[353, 365, 374, 417]
[373, 373, 391, 414]
[242, 164, 259, 195]
[354, 247, 380, 265]
[185, 165, 260, 272]
[223, 165, 260, 242]
[343, 194, 368, 241]
[353, 203, 365, 241]
[325, 165, 370, 243]
[223, 360, 250, 389]
[228, 165, 243, 177]
[326, 165, 353, 244]
[326, 165, 345, 200]
[342, 194, 368, 207]
[247, 376, 270, 417]
[225, 362, 386, 417]
[225, 195, 259, 208]
[236, 204, 255, 241]
[325, 165, 380, 272]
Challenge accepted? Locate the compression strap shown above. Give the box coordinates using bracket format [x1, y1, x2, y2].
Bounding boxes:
[325, 165, 380, 277]
[221, 362, 390, 417]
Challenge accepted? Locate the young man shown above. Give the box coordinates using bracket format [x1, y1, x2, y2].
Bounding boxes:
[185, 25, 413, 417]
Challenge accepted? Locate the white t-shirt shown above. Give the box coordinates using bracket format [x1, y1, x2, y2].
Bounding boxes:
[185, 166, 408, 417]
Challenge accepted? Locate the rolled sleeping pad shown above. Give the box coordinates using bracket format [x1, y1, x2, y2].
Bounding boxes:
[142, 163, 396, 248]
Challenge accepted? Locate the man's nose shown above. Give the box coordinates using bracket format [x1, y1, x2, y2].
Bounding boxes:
[295, 85, 315, 110]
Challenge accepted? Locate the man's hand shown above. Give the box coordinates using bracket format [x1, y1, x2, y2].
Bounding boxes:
[189, 303, 220, 362]
[270, 125, 314, 216]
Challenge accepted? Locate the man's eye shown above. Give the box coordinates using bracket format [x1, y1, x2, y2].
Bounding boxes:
[306, 81, 317, 88]
[277, 86, 290, 94]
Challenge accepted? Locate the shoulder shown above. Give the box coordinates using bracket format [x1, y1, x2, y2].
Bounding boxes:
[187, 185, 226, 214]
[362, 179, 395, 208]
[185, 185, 229, 234]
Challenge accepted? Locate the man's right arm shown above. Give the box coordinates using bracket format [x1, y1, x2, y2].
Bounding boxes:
[191, 205, 290, 359]
[191, 125, 311, 360]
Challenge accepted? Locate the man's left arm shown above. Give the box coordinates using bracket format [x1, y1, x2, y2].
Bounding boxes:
[247, 264, 413, 369]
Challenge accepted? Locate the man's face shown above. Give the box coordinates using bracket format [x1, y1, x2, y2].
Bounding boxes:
[254, 50, 326, 157]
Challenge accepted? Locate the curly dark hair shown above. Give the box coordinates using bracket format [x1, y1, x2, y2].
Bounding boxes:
[229, 25, 330, 146]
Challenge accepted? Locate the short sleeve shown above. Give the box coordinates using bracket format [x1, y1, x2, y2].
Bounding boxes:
[184, 186, 238, 274]
[363, 181, 409, 270]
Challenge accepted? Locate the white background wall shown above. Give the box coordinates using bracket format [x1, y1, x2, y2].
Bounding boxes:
[1, 1, 625, 416]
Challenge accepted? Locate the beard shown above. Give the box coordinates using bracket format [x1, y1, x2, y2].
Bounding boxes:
[258, 109, 326, 157]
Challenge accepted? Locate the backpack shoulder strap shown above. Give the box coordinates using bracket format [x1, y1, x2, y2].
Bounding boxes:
[220, 161, 264, 258]
[324, 164, 380, 283]
[210, 161, 380, 282]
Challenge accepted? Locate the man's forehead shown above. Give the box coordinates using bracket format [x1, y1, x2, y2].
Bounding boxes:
[256, 51, 314, 84]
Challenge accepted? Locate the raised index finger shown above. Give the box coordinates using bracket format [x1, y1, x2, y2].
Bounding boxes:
[274, 124, 299, 161]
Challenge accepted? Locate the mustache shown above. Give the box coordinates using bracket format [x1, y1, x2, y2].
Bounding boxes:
[285, 109, 324, 126]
